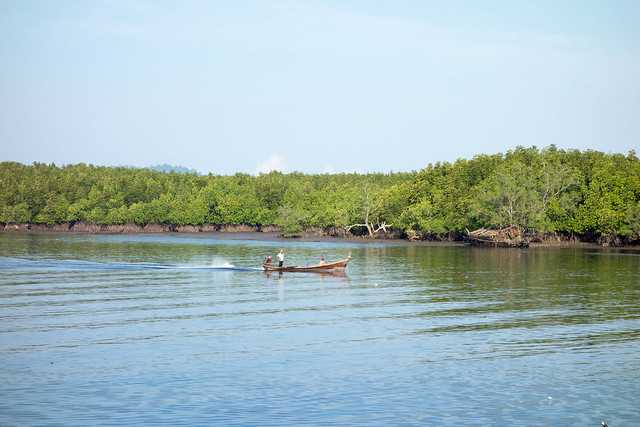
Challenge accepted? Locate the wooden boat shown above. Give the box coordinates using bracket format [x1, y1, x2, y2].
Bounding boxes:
[262, 255, 351, 273]
[465, 226, 529, 248]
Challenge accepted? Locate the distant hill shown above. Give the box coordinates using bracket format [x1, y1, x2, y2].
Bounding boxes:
[148, 164, 199, 175]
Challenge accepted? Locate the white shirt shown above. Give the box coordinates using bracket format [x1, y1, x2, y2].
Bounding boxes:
[277, 252, 284, 262]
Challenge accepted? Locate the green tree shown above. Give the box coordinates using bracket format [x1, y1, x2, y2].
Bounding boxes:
[275, 206, 307, 236]
[34, 194, 71, 224]
[624, 202, 640, 240]
[474, 160, 543, 229]
[0, 202, 31, 223]
[576, 155, 640, 241]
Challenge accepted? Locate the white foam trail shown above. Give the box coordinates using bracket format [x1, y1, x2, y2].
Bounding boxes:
[208, 257, 235, 269]
[215, 262, 235, 268]
[171, 263, 236, 270]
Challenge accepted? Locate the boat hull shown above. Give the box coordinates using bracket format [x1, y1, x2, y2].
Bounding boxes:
[262, 257, 351, 272]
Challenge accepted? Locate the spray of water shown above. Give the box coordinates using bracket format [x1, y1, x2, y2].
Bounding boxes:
[208, 256, 235, 269]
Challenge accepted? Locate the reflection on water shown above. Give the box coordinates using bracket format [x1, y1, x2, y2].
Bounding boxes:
[0, 233, 639, 426]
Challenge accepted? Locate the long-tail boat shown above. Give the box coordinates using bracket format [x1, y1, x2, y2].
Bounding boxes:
[262, 254, 352, 273]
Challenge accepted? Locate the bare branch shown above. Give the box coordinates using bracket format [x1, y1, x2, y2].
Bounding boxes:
[345, 223, 369, 232]
[373, 222, 393, 233]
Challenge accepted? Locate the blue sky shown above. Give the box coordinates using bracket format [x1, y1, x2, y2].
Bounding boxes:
[1, 1, 638, 174]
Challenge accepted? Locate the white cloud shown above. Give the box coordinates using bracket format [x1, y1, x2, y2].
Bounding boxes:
[321, 165, 335, 174]
[256, 154, 287, 174]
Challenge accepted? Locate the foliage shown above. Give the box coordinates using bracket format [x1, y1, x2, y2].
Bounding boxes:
[625, 202, 640, 240]
[1, 147, 639, 242]
[473, 160, 543, 229]
[275, 206, 307, 236]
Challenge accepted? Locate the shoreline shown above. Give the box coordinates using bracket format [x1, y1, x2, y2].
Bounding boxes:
[2, 222, 639, 249]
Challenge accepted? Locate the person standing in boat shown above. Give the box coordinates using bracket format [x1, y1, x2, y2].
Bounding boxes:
[277, 249, 285, 267]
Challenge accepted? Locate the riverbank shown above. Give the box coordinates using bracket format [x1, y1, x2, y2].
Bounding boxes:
[1, 221, 279, 234]
[0, 221, 377, 239]
[3, 222, 639, 249]
[0, 222, 437, 246]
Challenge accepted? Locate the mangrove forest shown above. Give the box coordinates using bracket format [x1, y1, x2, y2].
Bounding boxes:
[1, 146, 639, 245]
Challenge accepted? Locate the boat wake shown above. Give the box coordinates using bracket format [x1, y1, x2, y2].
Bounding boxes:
[146, 262, 260, 272]
[0, 257, 260, 272]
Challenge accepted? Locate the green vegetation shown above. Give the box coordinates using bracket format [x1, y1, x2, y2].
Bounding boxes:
[1, 146, 639, 244]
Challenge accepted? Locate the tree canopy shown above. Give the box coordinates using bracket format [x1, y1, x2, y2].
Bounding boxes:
[1, 146, 639, 243]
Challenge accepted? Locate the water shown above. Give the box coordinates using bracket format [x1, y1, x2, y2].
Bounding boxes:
[1, 233, 639, 426]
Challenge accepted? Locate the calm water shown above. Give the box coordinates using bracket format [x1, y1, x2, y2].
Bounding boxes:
[1, 233, 639, 426]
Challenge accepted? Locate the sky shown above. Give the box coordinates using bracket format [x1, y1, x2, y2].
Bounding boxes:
[1, 1, 639, 174]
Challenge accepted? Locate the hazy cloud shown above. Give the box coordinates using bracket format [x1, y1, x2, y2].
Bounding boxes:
[321, 165, 336, 174]
[256, 154, 286, 174]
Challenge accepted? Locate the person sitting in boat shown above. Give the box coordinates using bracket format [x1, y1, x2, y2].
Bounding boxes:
[277, 249, 285, 267]
[318, 255, 325, 265]
[264, 255, 272, 265]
